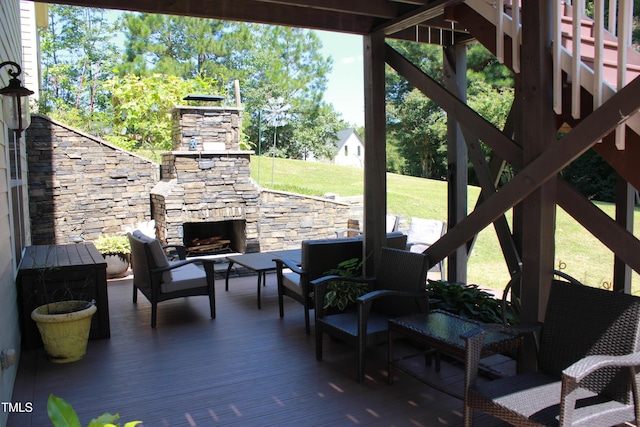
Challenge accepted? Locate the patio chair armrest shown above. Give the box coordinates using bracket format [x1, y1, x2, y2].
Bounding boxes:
[151, 258, 216, 273]
[357, 289, 431, 304]
[162, 244, 186, 260]
[273, 257, 304, 275]
[356, 290, 431, 333]
[563, 352, 640, 383]
[462, 322, 538, 388]
[311, 275, 373, 287]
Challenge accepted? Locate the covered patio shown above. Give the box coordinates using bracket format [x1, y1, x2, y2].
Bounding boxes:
[4, 0, 640, 425]
[25, 0, 640, 333]
[9, 273, 509, 427]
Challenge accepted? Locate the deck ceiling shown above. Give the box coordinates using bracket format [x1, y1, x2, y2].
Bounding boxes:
[36, 0, 472, 43]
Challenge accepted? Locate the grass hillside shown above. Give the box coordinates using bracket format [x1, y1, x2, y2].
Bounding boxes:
[251, 155, 640, 293]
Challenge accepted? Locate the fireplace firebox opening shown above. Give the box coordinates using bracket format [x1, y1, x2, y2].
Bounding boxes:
[182, 221, 246, 256]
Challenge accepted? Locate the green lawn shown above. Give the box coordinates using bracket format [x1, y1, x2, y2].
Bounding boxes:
[251, 155, 640, 293]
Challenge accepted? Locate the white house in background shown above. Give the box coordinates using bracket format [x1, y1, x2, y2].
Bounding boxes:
[333, 128, 364, 168]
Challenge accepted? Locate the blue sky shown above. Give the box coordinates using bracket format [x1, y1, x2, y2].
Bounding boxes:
[314, 31, 364, 127]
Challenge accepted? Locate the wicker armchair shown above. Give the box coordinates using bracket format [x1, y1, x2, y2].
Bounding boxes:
[128, 232, 216, 328]
[312, 247, 430, 383]
[462, 279, 640, 427]
[274, 232, 407, 335]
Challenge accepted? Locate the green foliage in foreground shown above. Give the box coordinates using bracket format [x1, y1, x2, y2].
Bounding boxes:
[47, 394, 142, 427]
[251, 155, 640, 294]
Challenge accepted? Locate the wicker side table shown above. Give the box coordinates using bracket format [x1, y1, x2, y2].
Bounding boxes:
[388, 310, 523, 398]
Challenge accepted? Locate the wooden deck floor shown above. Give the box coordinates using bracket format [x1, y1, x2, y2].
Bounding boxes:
[9, 272, 509, 427]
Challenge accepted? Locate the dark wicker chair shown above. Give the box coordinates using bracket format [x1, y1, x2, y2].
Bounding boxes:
[312, 247, 430, 383]
[128, 232, 216, 328]
[463, 279, 640, 427]
[274, 232, 407, 335]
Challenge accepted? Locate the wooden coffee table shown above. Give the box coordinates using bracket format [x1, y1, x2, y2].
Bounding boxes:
[388, 310, 523, 398]
[225, 249, 301, 309]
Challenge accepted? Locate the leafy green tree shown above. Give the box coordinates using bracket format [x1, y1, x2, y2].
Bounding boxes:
[561, 150, 616, 202]
[388, 88, 448, 178]
[119, 13, 229, 81]
[385, 40, 515, 180]
[239, 25, 334, 158]
[102, 74, 223, 159]
[39, 5, 121, 134]
[120, 16, 339, 160]
[39, 8, 352, 164]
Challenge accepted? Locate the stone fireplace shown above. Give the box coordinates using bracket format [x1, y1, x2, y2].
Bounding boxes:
[151, 105, 260, 254]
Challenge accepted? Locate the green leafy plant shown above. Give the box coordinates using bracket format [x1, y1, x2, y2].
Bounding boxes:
[93, 234, 131, 255]
[427, 279, 516, 324]
[322, 258, 369, 311]
[48, 394, 142, 427]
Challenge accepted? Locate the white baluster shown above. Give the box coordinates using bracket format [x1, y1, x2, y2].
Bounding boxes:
[571, 0, 583, 119]
[496, 0, 504, 63]
[593, 0, 604, 110]
[512, 0, 520, 72]
[553, 0, 563, 114]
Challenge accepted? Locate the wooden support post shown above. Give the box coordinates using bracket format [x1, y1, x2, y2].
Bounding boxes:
[519, 0, 557, 325]
[363, 33, 387, 275]
[614, 175, 634, 293]
[443, 44, 468, 283]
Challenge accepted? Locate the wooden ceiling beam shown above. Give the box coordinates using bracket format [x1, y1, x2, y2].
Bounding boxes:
[372, 0, 463, 35]
[389, 0, 429, 5]
[251, 0, 401, 19]
[388, 26, 473, 45]
[36, 0, 377, 34]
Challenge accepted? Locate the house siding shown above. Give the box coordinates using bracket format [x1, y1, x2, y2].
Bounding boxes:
[19, 1, 40, 101]
[334, 131, 364, 168]
[0, 0, 28, 424]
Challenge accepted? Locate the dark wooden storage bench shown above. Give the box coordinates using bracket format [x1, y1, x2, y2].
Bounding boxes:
[16, 243, 110, 349]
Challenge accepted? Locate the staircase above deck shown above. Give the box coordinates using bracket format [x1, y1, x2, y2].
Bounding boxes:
[456, 0, 640, 189]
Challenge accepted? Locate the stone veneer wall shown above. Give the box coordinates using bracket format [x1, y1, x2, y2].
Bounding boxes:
[25, 114, 354, 251]
[152, 151, 261, 250]
[171, 106, 242, 151]
[26, 115, 160, 244]
[258, 189, 351, 251]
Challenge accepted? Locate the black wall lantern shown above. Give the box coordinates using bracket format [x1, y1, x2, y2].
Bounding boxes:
[0, 61, 34, 138]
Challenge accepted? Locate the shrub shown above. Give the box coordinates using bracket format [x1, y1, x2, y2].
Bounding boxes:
[427, 279, 516, 324]
[94, 234, 131, 255]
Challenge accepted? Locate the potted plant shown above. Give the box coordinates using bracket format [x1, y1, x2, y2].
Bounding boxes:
[321, 258, 369, 313]
[28, 248, 98, 363]
[94, 234, 131, 279]
[32, 300, 97, 363]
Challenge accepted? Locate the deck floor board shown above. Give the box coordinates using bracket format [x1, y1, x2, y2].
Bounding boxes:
[9, 272, 509, 427]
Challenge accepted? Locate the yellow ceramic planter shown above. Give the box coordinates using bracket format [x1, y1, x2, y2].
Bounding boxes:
[31, 301, 97, 363]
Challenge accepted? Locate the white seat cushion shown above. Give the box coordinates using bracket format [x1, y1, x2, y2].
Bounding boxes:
[161, 263, 207, 293]
[282, 272, 302, 296]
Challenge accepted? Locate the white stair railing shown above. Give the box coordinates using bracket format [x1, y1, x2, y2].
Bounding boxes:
[466, 0, 638, 149]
